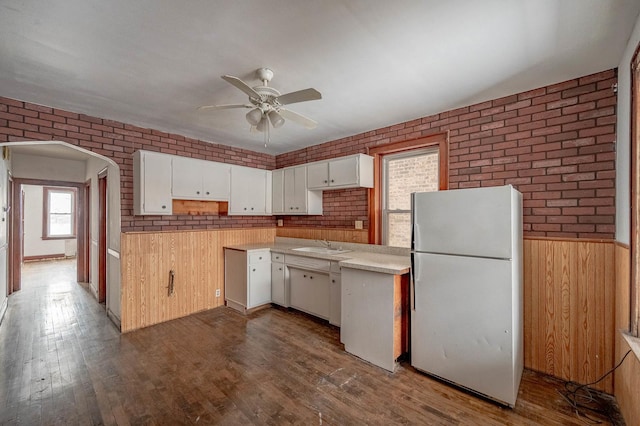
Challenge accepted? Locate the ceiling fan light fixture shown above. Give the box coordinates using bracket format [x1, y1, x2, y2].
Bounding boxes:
[268, 110, 285, 128]
[256, 116, 268, 132]
[245, 108, 263, 126]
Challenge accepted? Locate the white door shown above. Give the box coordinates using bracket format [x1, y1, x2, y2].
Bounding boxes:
[172, 156, 202, 199]
[230, 166, 267, 214]
[329, 156, 358, 186]
[248, 261, 271, 308]
[202, 161, 230, 200]
[143, 152, 172, 214]
[272, 169, 284, 214]
[307, 161, 329, 189]
[411, 252, 517, 406]
[412, 185, 517, 258]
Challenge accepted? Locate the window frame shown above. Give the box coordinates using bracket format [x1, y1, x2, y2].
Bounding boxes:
[368, 133, 449, 245]
[42, 186, 77, 240]
[630, 43, 640, 337]
[381, 147, 441, 246]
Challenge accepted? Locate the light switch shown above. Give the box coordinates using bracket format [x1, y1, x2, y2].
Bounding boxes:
[277, 219, 283, 227]
[355, 220, 363, 229]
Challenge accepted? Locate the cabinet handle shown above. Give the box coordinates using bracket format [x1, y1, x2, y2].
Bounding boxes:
[279, 267, 282, 271]
[303, 274, 307, 278]
[206, 191, 210, 195]
[252, 268, 256, 272]
[251, 207, 254, 210]
[244, 207, 247, 210]
[295, 207, 299, 210]
[196, 191, 200, 194]
[309, 275, 313, 280]
[331, 179, 334, 183]
[162, 205, 166, 209]
[167, 270, 175, 296]
[332, 279, 335, 283]
[259, 256, 262, 260]
[324, 180, 327, 183]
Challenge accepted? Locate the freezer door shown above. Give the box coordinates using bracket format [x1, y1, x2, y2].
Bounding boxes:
[411, 252, 520, 406]
[412, 185, 517, 259]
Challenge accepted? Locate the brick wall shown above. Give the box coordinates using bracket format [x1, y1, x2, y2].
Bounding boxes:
[276, 70, 617, 239]
[0, 97, 277, 232]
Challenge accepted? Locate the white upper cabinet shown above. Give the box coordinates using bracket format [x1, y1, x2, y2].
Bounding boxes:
[307, 154, 374, 190]
[133, 150, 172, 215]
[172, 157, 230, 201]
[272, 166, 322, 215]
[229, 165, 272, 215]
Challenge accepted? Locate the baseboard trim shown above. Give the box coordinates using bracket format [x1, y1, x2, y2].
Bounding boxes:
[107, 308, 121, 331]
[23, 253, 75, 262]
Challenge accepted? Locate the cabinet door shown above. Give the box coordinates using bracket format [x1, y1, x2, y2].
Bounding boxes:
[272, 169, 285, 214]
[248, 261, 271, 308]
[143, 152, 172, 214]
[289, 268, 330, 319]
[202, 161, 230, 200]
[292, 166, 308, 212]
[283, 168, 297, 213]
[330, 272, 341, 326]
[172, 156, 203, 198]
[230, 166, 268, 214]
[271, 262, 286, 306]
[307, 161, 329, 189]
[329, 156, 358, 187]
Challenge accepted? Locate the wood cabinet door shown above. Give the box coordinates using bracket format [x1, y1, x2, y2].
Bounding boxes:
[307, 161, 329, 189]
[172, 156, 203, 198]
[329, 156, 358, 187]
[201, 161, 230, 200]
[143, 152, 172, 214]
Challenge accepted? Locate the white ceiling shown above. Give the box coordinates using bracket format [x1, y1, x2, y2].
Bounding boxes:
[1, 1, 639, 156]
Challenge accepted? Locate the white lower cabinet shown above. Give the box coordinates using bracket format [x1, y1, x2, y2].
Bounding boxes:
[224, 248, 271, 313]
[289, 268, 330, 320]
[271, 252, 288, 307]
[329, 262, 341, 327]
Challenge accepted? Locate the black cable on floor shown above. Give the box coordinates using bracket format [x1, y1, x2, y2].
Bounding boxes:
[559, 349, 632, 425]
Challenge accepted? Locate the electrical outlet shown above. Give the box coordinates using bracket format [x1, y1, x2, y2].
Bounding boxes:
[355, 220, 363, 230]
[215, 289, 221, 297]
[277, 219, 283, 227]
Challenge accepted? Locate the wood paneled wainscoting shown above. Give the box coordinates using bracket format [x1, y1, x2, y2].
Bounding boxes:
[276, 227, 368, 243]
[120, 228, 276, 332]
[523, 237, 617, 393]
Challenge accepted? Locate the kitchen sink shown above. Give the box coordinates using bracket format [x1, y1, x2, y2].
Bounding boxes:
[292, 247, 352, 255]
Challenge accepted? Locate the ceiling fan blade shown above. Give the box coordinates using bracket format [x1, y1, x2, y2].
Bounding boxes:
[276, 88, 322, 106]
[221, 75, 262, 99]
[198, 104, 252, 111]
[279, 108, 318, 129]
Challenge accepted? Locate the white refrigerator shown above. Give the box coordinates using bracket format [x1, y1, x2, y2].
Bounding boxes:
[410, 185, 523, 407]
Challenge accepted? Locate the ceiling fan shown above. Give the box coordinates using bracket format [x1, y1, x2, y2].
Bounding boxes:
[199, 68, 322, 134]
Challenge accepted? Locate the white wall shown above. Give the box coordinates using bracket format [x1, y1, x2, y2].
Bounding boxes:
[22, 184, 75, 258]
[616, 14, 640, 244]
[85, 156, 122, 324]
[0, 156, 9, 325]
[12, 153, 86, 182]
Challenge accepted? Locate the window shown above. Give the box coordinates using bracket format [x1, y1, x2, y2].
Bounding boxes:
[382, 148, 440, 247]
[368, 133, 449, 246]
[43, 187, 77, 239]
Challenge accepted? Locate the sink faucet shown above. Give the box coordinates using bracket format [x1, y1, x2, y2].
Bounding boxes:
[318, 239, 332, 249]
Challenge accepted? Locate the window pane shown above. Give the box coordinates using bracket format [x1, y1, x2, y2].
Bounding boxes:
[49, 214, 72, 236]
[387, 151, 439, 210]
[50, 192, 73, 214]
[387, 212, 412, 248]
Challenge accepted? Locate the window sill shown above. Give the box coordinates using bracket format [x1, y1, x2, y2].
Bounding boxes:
[622, 332, 640, 362]
[42, 235, 76, 241]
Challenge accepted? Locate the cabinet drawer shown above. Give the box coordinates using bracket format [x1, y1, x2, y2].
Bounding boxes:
[285, 255, 330, 272]
[271, 252, 284, 262]
[249, 251, 270, 264]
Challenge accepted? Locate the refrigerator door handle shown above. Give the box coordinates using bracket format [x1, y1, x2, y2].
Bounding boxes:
[410, 253, 416, 311]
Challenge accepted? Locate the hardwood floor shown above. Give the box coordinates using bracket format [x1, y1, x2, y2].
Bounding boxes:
[0, 259, 623, 425]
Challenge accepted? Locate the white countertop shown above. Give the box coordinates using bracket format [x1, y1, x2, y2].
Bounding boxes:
[224, 239, 410, 275]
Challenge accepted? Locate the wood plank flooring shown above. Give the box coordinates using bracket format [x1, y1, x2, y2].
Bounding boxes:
[0, 259, 623, 425]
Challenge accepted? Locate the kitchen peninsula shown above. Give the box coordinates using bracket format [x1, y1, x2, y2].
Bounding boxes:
[224, 237, 410, 372]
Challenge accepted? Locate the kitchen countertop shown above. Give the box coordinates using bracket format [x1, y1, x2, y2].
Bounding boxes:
[224, 239, 410, 275]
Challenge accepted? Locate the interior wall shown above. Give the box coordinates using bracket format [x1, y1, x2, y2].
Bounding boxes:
[11, 152, 86, 182]
[22, 184, 75, 258]
[613, 12, 640, 425]
[0, 156, 8, 325]
[277, 70, 618, 240]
